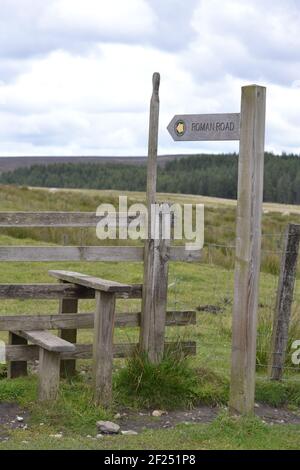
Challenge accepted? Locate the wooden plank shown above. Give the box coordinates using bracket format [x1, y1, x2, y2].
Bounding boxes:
[0, 212, 136, 227]
[0, 245, 200, 262]
[5, 341, 197, 361]
[38, 349, 60, 401]
[0, 283, 95, 299]
[93, 291, 116, 406]
[7, 332, 27, 379]
[0, 310, 196, 331]
[59, 294, 78, 377]
[0, 283, 141, 299]
[16, 330, 76, 353]
[269, 223, 300, 380]
[229, 85, 266, 415]
[0, 246, 143, 262]
[49, 270, 140, 293]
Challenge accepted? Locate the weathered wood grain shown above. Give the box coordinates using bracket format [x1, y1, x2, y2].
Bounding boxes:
[0, 245, 200, 262]
[38, 348, 60, 401]
[5, 341, 197, 361]
[141, 72, 170, 363]
[141, 204, 170, 362]
[269, 223, 300, 380]
[0, 283, 95, 299]
[59, 292, 78, 377]
[16, 330, 76, 353]
[229, 85, 266, 415]
[93, 291, 116, 406]
[0, 310, 196, 331]
[0, 246, 143, 262]
[7, 332, 28, 379]
[49, 270, 141, 293]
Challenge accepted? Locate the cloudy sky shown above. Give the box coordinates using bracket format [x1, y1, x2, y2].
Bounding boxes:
[0, 0, 299, 157]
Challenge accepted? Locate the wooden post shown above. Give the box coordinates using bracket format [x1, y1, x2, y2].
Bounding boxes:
[140, 72, 170, 363]
[8, 332, 28, 378]
[38, 348, 60, 401]
[229, 85, 266, 415]
[59, 296, 78, 377]
[269, 223, 300, 380]
[93, 290, 116, 407]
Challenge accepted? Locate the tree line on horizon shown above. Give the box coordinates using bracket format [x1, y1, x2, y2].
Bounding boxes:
[1, 152, 300, 204]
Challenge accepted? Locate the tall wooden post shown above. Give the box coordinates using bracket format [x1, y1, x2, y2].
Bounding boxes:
[140, 72, 170, 363]
[269, 223, 300, 380]
[229, 85, 266, 415]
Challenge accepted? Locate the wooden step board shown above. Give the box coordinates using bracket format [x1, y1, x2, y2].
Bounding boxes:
[16, 330, 75, 353]
[14, 330, 75, 401]
[49, 270, 141, 294]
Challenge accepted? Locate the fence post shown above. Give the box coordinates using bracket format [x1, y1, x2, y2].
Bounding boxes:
[140, 72, 170, 363]
[229, 85, 266, 415]
[269, 223, 300, 380]
[8, 332, 27, 378]
[93, 290, 116, 407]
[59, 294, 78, 378]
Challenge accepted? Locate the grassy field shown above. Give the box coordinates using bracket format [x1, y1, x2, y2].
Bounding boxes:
[0, 185, 299, 450]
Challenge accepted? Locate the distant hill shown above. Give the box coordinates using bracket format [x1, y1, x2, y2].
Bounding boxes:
[0, 154, 188, 173]
[1, 152, 300, 204]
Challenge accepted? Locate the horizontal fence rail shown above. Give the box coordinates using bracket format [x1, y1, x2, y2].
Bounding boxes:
[0, 283, 142, 299]
[0, 212, 138, 227]
[0, 246, 201, 262]
[5, 341, 197, 361]
[0, 310, 196, 331]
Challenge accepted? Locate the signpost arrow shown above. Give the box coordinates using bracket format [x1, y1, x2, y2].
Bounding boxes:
[167, 113, 240, 141]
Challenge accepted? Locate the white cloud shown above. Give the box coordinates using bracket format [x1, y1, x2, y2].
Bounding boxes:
[40, 0, 155, 39]
[0, 0, 299, 156]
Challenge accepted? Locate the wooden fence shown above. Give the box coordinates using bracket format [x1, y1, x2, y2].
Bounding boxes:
[0, 209, 199, 405]
[0, 74, 202, 406]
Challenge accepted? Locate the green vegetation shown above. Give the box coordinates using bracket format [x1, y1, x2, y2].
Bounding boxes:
[115, 349, 203, 410]
[1, 412, 300, 450]
[0, 185, 299, 449]
[2, 152, 300, 204]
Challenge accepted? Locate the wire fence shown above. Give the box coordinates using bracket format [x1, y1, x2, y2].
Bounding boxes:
[168, 230, 300, 382]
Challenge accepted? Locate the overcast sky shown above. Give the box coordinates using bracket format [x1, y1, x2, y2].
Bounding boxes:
[0, 0, 299, 156]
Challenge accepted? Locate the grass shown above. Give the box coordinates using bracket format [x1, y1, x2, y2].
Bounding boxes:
[114, 349, 201, 410]
[1, 413, 300, 450]
[0, 185, 299, 449]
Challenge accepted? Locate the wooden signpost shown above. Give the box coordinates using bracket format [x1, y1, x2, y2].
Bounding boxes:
[167, 85, 266, 415]
[167, 113, 240, 141]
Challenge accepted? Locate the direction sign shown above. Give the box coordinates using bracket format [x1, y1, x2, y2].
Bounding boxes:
[167, 113, 240, 141]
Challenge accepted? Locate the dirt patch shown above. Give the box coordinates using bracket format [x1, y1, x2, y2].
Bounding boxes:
[255, 404, 300, 425]
[0, 402, 29, 442]
[116, 404, 300, 433]
[117, 406, 218, 432]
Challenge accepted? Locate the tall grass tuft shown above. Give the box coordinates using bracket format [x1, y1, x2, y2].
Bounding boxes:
[114, 347, 201, 410]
